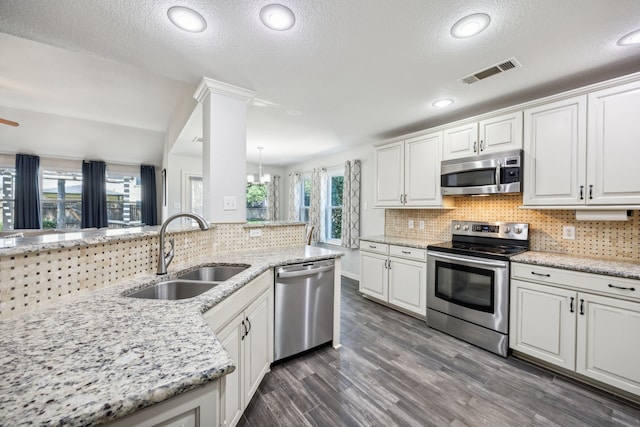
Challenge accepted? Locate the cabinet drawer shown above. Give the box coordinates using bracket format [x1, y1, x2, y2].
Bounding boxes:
[512, 263, 640, 302]
[360, 241, 389, 255]
[389, 245, 427, 261]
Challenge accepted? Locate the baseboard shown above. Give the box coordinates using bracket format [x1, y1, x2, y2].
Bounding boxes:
[341, 271, 359, 281]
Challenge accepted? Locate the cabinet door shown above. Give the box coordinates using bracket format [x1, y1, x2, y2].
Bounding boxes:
[374, 141, 404, 207]
[509, 280, 577, 370]
[587, 81, 640, 205]
[359, 251, 388, 301]
[388, 257, 427, 316]
[404, 132, 443, 207]
[243, 290, 272, 405]
[479, 112, 523, 155]
[522, 95, 587, 206]
[217, 313, 245, 427]
[576, 293, 640, 395]
[443, 122, 478, 160]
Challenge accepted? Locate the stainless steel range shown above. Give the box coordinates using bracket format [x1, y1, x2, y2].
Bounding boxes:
[426, 220, 529, 357]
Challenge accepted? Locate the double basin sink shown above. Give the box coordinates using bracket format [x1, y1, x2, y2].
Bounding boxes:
[127, 265, 250, 300]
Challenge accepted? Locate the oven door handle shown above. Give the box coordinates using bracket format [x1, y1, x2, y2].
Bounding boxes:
[428, 251, 507, 268]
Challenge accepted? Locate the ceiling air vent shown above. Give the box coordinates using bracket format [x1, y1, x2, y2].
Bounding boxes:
[460, 57, 521, 85]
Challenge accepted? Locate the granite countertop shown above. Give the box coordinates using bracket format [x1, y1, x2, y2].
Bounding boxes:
[511, 251, 640, 280]
[359, 235, 446, 250]
[0, 245, 342, 426]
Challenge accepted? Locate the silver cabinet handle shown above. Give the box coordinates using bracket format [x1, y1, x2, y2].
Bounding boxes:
[368, 245, 377, 249]
[570, 297, 574, 313]
[401, 250, 411, 254]
[473, 141, 477, 153]
[579, 185, 584, 200]
[384, 260, 388, 269]
[480, 140, 484, 151]
[589, 184, 593, 200]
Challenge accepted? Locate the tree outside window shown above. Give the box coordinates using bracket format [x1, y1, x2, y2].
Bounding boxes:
[326, 173, 344, 243]
[247, 183, 268, 221]
[299, 178, 311, 222]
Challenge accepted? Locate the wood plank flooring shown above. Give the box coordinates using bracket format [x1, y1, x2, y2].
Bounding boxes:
[238, 277, 640, 426]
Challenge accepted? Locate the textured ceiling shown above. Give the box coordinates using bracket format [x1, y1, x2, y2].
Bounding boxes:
[0, 0, 639, 166]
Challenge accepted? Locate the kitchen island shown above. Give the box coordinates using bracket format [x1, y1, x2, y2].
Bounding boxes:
[0, 245, 342, 426]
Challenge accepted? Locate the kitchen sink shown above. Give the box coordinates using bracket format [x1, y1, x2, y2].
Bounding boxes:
[177, 265, 250, 282]
[127, 280, 220, 300]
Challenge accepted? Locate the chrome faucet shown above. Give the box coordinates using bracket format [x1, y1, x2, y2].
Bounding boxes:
[157, 212, 210, 275]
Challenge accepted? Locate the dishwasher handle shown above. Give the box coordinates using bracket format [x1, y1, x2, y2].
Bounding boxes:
[277, 264, 334, 279]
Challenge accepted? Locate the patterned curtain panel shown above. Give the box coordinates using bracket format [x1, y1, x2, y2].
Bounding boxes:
[267, 175, 280, 221]
[309, 168, 327, 244]
[288, 172, 301, 221]
[341, 160, 361, 248]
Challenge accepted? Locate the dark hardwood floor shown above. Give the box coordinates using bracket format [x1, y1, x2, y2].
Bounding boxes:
[238, 277, 640, 426]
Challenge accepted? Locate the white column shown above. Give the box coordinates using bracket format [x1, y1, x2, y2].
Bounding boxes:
[194, 78, 256, 223]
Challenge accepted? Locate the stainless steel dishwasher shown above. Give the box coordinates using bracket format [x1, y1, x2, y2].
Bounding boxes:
[274, 259, 335, 361]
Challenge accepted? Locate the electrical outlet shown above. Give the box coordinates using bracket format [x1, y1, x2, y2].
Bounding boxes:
[419, 220, 425, 230]
[408, 220, 414, 229]
[562, 226, 576, 240]
[249, 229, 262, 237]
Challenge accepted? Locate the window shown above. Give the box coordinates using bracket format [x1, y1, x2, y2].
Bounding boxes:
[0, 167, 16, 231]
[247, 183, 268, 222]
[326, 171, 344, 244]
[41, 170, 83, 229]
[299, 176, 311, 222]
[106, 172, 142, 228]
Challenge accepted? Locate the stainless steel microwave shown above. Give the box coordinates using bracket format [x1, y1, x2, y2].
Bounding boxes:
[440, 149, 522, 195]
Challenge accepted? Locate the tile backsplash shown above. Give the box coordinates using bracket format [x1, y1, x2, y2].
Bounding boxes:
[385, 195, 639, 261]
[0, 223, 305, 319]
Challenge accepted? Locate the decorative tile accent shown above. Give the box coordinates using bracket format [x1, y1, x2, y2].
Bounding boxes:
[0, 223, 305, 319]
[385, 195, 639, 261]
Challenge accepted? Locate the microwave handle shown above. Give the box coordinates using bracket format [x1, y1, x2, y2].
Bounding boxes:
[495, 160, 501, 191]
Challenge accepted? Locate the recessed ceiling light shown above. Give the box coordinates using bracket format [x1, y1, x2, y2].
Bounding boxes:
[167, 6, 207, 33]
[618, 29, 640, 46]
[260, 4, 295, 31]
[432, 98, 454, 108]
[451, 13, 491, 38]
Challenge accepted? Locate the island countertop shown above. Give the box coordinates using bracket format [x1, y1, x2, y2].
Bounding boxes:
[0, 245, 342, 426]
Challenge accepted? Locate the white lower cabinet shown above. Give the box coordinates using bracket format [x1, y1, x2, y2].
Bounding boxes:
[204, 271, 274, 427]
[577, 294, 640, 394]
[359, 241, 427, 317]
[510, 263, 640, 397]
[107, 381, 220, 427]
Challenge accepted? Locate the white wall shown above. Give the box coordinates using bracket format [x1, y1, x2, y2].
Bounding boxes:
[283, 143, 385, 279]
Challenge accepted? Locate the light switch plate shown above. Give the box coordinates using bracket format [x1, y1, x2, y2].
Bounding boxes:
[223, 196, 237, 211]
[419, 221, 425, 230]
[408, 220, 414, 229]
[249, 229, 262, 237]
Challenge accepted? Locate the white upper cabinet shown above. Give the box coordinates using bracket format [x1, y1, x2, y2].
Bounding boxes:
[374, 141, 404, 207]
[523, 95, 587, 206]
[374, 132, 444, 208]
[524, 80, 640, 207]
[443, 112, 523, 161]
[587, 80, 640, 205]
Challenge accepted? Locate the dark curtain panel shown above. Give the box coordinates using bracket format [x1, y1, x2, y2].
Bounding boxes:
[14, 154, 42, 229]
[140, 165, 158, 226]
[81, 161, 108, 228]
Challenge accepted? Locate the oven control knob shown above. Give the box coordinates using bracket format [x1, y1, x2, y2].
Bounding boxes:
[504, 227, 511, 234]
[454, 224, 461, 230]
[463, 225, 469, 231]
[515, 227, 523, 234]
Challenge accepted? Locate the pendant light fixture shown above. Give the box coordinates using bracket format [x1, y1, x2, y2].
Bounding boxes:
[248, 147, 271, 184]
